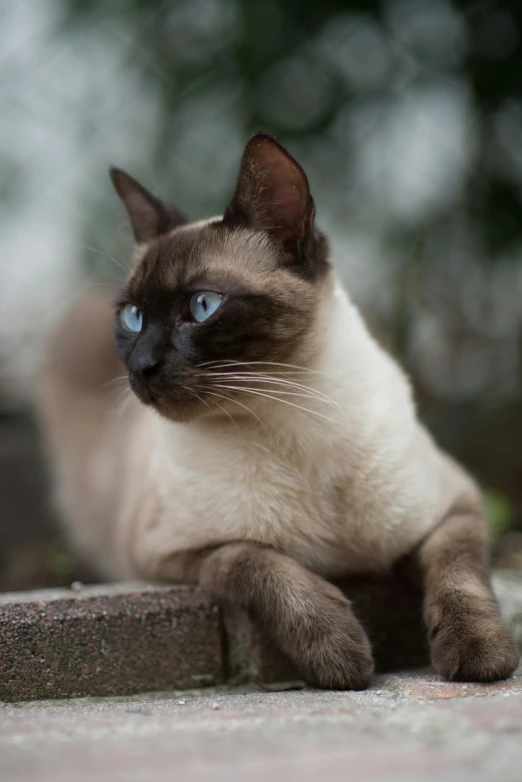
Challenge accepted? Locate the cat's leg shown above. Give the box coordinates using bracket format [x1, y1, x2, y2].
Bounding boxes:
[154, 543, 374, 690]
[412, 500, 519, 682]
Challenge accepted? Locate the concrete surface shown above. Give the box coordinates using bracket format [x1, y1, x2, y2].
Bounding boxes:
[1, 668, 522, 782]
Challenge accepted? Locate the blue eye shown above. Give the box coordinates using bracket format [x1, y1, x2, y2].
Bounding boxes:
[189, 291, 223, 323]
[121, 304, 143, 333]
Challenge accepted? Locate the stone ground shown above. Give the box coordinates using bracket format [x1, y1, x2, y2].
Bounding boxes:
[2, 668, 522, 782]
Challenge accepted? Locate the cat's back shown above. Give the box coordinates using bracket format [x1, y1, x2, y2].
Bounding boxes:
[36, 287, 136, 577]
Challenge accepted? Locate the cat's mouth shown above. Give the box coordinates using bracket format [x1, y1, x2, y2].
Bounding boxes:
[128, 375, 208, 421]
[131, 382, 190, 407]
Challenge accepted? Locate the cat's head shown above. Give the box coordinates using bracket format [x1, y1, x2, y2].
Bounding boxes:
[111, 133, 332, 422]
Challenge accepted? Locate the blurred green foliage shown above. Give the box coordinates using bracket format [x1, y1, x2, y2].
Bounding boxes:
[50, 551, 75, 577]
[60, 0, 522, 254]
[485, 489, 514, 539]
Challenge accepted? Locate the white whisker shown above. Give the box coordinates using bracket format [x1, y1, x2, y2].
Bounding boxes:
[182, 385, 213, 415]
[213, 383, 328, 405]
[198, 360, 322, 375]
[111, 386, 134, 420]
[207, 373, 343, 409]
[197, 389, 238, 427]
[203, 369, 312, 377]
[210, 385, 342, 426]
[81, 245, 129, 275]
[102, 374, 129, 391]
[199, 388, 263, 426]
[201, 372, 347, 422]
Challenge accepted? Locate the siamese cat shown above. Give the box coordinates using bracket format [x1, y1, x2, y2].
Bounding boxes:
[37, 133, 518, 689]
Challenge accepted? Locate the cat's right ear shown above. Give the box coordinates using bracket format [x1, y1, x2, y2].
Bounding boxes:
[109, 168, 187, 244]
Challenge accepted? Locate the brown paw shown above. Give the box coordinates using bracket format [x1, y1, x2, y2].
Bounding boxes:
[276, 582, 375, 690]
[429, 607, 519, 683]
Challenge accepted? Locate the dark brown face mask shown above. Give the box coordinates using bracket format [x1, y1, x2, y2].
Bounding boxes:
[110, 132, 331, 422]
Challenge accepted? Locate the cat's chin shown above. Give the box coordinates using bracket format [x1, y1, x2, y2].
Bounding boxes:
[127, 386, 204, 423]
[157, 408, 203, 423]
[148, 395, 243, 425]
[148, 398, 207, 424]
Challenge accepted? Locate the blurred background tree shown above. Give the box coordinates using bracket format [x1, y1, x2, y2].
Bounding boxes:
[1, 0, 522, 588]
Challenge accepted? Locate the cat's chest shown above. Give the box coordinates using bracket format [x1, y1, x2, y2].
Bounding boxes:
[149, 424, 375, 573]
[144, 416, 434, 576]
[213, 444, 343, 531]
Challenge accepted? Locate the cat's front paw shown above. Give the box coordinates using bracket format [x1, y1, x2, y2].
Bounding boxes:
[278, 583, 374, 690]
[297, 628, 374, 691]
[429, 604, 519, 682]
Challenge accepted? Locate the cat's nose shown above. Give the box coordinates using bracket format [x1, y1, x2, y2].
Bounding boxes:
[129, 349, 162, 382]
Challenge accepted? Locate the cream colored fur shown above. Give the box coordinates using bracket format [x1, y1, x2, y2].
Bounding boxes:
[37, 241, 480, 583]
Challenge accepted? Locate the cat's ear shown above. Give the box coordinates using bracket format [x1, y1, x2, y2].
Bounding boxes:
[223, 133, 315, 260]
[109, 168, 187, 244]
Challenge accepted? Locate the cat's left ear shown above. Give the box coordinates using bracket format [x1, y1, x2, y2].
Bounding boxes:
[109, 168, 187, 244]
[223, 133, 315, 261]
